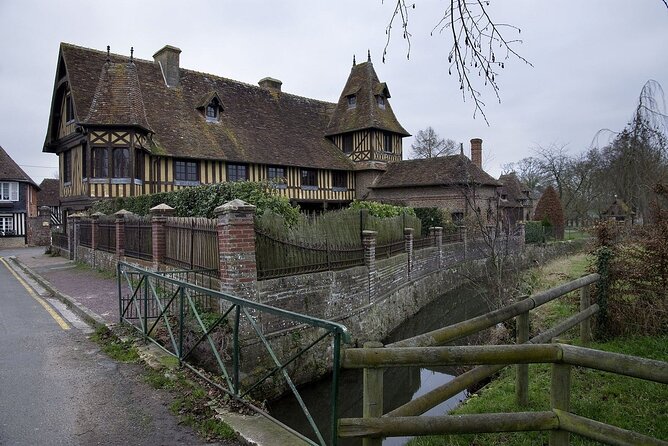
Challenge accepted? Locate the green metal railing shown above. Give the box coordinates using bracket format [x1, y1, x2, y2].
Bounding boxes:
[117, 261, 350, 446]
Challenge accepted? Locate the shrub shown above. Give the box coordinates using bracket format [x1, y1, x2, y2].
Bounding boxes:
[348, 200, 415, 218]
[524, 221, 545, 244]
[413, 207, 455, 232]
[90, 181, 300, 224]
[533, 185, 564, 240]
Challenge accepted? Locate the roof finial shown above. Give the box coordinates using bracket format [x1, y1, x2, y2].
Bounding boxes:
[352, 54, 356, 66]
[130, 46, 134, 63]
[368, 49, 371, 62]
[106, 45, 110, 62]
[460, 142, 464, 155]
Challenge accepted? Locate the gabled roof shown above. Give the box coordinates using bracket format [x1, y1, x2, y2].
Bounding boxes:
[48, 43, 353, 171]
[326, 61, 409, 137]
[0, 145, 37, 187]
[37, 179, 60, 206]
[498, 173, 531, 208]
[371, 155, 501, 189]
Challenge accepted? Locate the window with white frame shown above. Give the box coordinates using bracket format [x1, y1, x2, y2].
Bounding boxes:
[0, 182, 19, 202]
[0, 216, 13, 234]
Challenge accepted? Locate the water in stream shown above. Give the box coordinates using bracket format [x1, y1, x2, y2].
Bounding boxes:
[268, 283, 491, 445]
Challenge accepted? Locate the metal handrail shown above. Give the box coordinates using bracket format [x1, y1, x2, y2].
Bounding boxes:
[117, 261, 350, 446]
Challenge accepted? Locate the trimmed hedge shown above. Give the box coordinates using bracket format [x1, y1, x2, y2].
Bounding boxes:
[348, 200, 415, 218]
[90, 181, 300, 224]
[525, 220, 545, 244]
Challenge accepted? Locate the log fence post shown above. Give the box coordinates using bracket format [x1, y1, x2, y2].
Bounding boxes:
[516, 311, 530, 406]
[362, 341, 384, 446]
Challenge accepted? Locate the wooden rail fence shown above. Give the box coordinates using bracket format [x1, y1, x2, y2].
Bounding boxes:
[338, 274, 668, 445]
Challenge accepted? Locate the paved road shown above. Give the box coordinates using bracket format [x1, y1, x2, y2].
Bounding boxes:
[0, 256, 218, 446]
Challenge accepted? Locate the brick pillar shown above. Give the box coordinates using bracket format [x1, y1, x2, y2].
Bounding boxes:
[362, 230, 377, 303]
[67, 213, 81, 260]
[431, 226, 443, 268]
[90, 212, 104, 251]
[404, 228, 414, 279]
[150, 203, 175, 270]
[115, 209, 131, 259]
[215, 199, 257, 300]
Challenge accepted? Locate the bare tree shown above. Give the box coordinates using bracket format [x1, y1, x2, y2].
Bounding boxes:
[411, 127, 458, 158]
[501, 156, 549, 192]
[383, 2, 667, 122]
[383, 1, 531, 122]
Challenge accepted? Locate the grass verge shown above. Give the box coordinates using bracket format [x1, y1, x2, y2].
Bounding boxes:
[90, 325, 239, 442]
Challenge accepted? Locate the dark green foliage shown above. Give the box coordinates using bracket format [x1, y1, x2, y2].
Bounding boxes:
[348, 199, 416, 218]
[524, 221, 545, 244]
[414, 207, 456, 232]
[90, 181, 300, 224]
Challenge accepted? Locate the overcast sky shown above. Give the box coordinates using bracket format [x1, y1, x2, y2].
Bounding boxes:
[1, 1, 666, 185]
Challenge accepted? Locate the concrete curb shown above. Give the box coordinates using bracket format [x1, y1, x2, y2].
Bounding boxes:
[8, 256, 109, 328]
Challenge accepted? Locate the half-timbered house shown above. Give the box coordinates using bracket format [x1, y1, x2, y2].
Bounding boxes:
[44, 43, 499, 219]
[0, 145, 39, 246]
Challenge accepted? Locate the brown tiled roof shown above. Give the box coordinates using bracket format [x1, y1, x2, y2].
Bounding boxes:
[498, 173, 529, 208]
[56, 43, 353, 170]
[326, 61, 409, 137]
[84, 61, 152, 131]
[0, 145, 37, 186]
[37, 178, 60, 206]
[371, 155, 501, 189]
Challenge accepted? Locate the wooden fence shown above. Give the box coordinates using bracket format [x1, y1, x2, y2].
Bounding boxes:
[96, 218, 116, 253]
[124, 216, 152, 261]
[336, 274, 666, 445]
[164, 217, 219, 274]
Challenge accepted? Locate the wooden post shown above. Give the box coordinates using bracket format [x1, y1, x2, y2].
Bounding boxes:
[515, 311, 529, 406]
[580, 284, 591, 345]
[363, 341, 384, 446]
[550, 362, 571, 446]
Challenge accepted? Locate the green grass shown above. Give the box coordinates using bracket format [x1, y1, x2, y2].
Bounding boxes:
[409, 335, 668, 445]
[89, 325, 139, 362]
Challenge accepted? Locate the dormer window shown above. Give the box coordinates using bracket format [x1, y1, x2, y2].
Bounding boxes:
[376, 95, 385, 108]
[347, 95, 357, 108]
[206, 101, 219, 122]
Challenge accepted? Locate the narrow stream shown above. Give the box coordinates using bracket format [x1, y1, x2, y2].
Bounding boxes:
[268, 283, 491, 445]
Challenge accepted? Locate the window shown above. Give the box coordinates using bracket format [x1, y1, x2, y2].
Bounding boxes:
[0, 216, 14, 236]
[63, 150, 72, 183]
[65, 94, 74, 122]
[383, 132, 393, 153]
[267, 166, 286, 180]
[301, 169, 317, 189]
[376, 95, 385, 108]
[332, 171, 347, 190]
[227, 163, 248, 182]
[451, 212, 464, 224]
[347, 95, 356, 108]
[112, 147, 130, 178]
[134, 150, 144, 181]
[206, 102, 219, 122]
[0, 182, 19, 202]
[343, 134, 353, 154]
[92, 147, 109, 178]
[174, 159, 198, 182]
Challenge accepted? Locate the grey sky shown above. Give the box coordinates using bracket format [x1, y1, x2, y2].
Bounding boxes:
[0, 0, 666, 185]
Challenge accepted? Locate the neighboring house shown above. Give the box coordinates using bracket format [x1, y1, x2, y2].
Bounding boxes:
[37, 178, 63, 226]
[0, 145, 39, 246]
[368, 139, 501, 225]
[498, 172, 533, 229]
[43, 43, 499, 220]
[602, 195, 635, 224]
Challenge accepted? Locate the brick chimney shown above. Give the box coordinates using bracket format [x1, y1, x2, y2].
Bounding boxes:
[258, 77, 282, 92]
[153, 45, 182, 87]
[470, 138, 482, 169]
